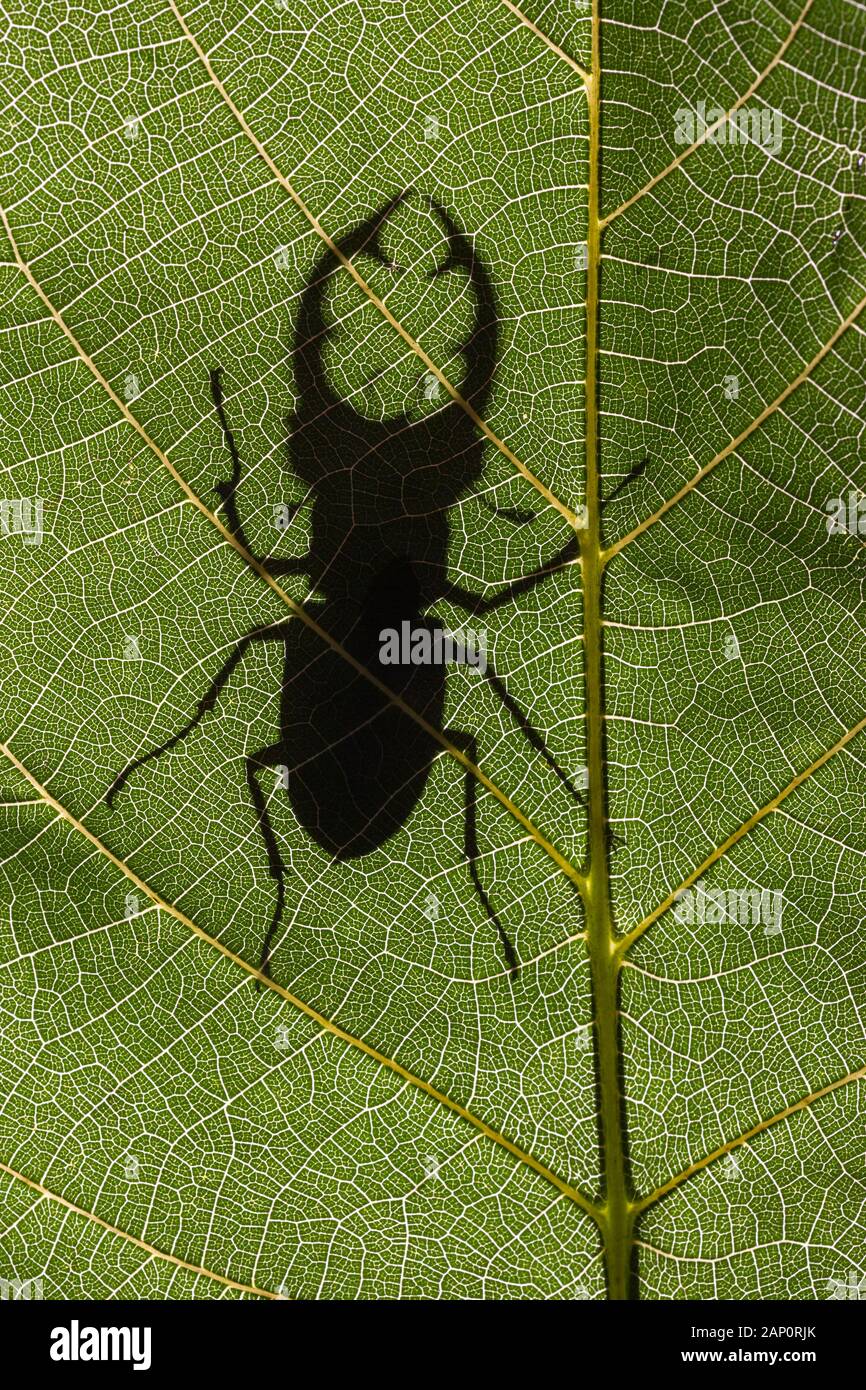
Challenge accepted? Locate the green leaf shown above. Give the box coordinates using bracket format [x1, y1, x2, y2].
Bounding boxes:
[0, 0, 863, 1301]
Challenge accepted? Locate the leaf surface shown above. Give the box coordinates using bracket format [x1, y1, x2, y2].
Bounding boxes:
[0, 0, 863, 1300]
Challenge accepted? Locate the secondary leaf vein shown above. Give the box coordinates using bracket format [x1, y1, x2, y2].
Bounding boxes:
[0, 739, 600, 1225]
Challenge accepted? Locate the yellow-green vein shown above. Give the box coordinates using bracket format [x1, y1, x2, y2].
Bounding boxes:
[0, 1159, 278, 1297]
[599, 0, 815, 229]
[603, 290, 866, 563]
[0, 738, 601, 1225]
[634, 1064, 866, 1213]
[615, 715, 866, 959]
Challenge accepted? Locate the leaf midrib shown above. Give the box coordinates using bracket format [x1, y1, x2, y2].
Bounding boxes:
[7, 728, 858, 1286]
[4, 0, 854, 940]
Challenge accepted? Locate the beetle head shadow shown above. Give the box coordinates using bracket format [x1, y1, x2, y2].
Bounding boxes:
[287, 189, 500, 618]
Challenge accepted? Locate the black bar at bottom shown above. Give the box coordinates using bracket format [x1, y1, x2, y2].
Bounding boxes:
[0, 1294, 858, 1377]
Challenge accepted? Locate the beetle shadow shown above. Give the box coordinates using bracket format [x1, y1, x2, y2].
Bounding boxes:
[108, 192, 586, 978]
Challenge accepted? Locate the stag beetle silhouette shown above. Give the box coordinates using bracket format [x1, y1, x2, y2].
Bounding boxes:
[107, 192, 582, 977]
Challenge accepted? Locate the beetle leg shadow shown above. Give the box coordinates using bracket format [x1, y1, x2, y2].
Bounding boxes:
[438, 546, 625, 856]
[474, 665, 624, 855]
[446, 729, 518, 973]
[106, 628, 295, 985]
[245, 741, 288, 983]
[106, 634, 254, 807]
[106, 625, 292, 808]
[439, 535, 588, 810]
[441, 532, 580, 616]
[479, 663, 587, 813]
